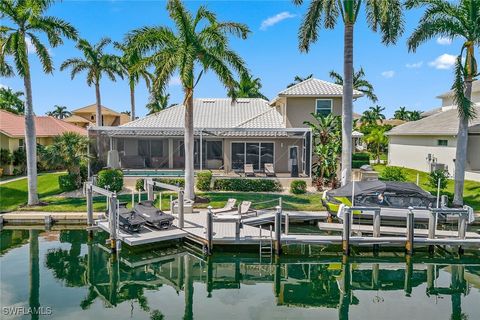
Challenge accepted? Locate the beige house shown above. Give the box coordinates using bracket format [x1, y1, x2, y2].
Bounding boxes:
[0, 110, 86, 175]
[387, 81, 480, 182]
[89, 78, 363, 178]
[64, 104, 131, 128]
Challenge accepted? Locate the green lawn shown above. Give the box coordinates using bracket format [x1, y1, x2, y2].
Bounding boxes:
[374, 165, 480, 211]
[0, 172, 66, 212]
[19, 191, 324, 212]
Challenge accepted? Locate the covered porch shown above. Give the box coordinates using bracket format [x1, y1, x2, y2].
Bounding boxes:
[88, 126, 313, 178]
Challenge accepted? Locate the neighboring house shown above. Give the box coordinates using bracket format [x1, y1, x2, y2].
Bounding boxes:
[64, 104, 131, 128]
[0, 110, 86, 175]
[387, 81, 480, 182]
[90, 78, 363, 178]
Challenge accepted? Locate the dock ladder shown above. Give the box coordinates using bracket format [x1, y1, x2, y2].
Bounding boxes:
[259, 225, 273, 263]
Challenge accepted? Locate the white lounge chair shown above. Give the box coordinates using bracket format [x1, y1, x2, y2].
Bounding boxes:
[264, 163, 275, 177]
[244, 164, 255, 177]
[238, 201, 257, 216]
[211, 198, 237, 214]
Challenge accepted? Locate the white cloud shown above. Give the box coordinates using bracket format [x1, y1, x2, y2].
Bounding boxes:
[168, 75, 181, 86]
[406, 61, 423, 69]
[260, 11, 296, 31]
[25, 36, 36, 54]
[0, 83, 7, 89]
[429, 53, 456, 69]
[381, 70, 395, 78]
[436, 37, 452, 45]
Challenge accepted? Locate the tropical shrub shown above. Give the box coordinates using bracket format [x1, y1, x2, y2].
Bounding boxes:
[97, 169, 124, 192]
[429, 169, 449, 191]
[290, 180, 307, 194]
[0, 149, 12, 165]
[213, 178, 282, 192]
[136, 178, 145, 191]
[352, 153, 370, 169]
[59, 173, 79, 192]
[380, 166, 406, 182]
[155, 178, 185, 189]
[196, 171, 212, 191]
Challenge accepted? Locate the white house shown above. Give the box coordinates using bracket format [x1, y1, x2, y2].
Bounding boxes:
[387, 81, 480, 182]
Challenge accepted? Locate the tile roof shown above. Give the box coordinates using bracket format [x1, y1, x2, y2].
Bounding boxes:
[278, 78, 364, 97]
[72, 104, 122, 116]
[387, 106, 480, 136]
[124, 98, 285, 129]
[64, 114, 91, 123]
[0, 110, 87, 137]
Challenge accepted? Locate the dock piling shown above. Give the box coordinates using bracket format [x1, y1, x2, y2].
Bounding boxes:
[428, 209, 437, 254]
[109, 193, 118, 253]
[458, 212, 467, 255]
[206, 206, 213, 255]
[274, 205, 282, 256]
[178, 190, 184, 228]
[285, 213, 290, 236]
[373, 208, 381, 253]
[86, 183, 93, 226]
[147, 179, 154, 201]
[342, 207, 351, 256]
[406, 207, 414, 255]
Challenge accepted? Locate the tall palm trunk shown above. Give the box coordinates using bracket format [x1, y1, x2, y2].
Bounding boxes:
[184, 89, 195, 200]
[341, 22, 354, 185]
[129, 81, 136, 121]
[95, 82, 102, 126]
[23, 63, 39, 205]
[453, 78, 472, 206]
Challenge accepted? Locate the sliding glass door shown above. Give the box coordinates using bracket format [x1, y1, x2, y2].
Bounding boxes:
[231, 142, 274, 171]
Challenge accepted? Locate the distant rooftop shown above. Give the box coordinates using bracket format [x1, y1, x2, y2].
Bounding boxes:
[278, 78, 364, 98]
[0, 110, 87, 138]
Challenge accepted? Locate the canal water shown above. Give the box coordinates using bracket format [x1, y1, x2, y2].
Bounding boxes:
[1, 229, 479, 320]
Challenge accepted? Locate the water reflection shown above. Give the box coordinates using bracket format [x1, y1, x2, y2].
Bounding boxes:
[0, 229, 479, 320]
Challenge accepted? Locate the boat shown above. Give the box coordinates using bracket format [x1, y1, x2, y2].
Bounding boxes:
[116, 202, 146, 233]
[322, 181, 438, 224]
[133, 200, 174, 229]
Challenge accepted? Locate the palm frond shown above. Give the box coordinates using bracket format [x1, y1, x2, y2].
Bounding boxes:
[27, 33, 53, 73]
[453, 54, 476, 120]
[297, 0, 325, 52]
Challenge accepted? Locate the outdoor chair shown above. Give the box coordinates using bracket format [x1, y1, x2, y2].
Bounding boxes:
[211, 198, 237, 214]
[244, 164, 255, 177]
[238, 201, 257, 216]
[264, 163, 275, 177]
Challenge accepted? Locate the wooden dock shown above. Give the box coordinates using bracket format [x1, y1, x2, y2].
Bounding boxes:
[243, 210, 328, 226]
[317, 222, 480, 239]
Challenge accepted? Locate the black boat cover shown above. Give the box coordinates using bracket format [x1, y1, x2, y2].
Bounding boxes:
[326, 181, 435, 199]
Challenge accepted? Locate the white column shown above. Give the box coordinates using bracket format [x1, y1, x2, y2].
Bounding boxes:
[168, 138, 174, 169]
[200, 130, 203, 171]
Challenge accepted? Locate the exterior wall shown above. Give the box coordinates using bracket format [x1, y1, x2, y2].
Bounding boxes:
[285, 97, 342, 128]
[73, 112, 120, 126]
[388, 135, 457, 176]
[441, 92, 480, 107]
[467, 134, 480, 171]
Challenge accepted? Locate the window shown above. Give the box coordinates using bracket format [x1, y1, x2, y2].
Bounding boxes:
[231, 142, 274, 171]
[315, 99, 332, 116]
[206, 141, 222, 160]
[151, 140, 164, 157]
[18, 139, 24, 150]
[437, 139, 448, 146]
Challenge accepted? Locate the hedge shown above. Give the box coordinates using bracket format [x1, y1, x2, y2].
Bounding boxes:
[352, 160, 370, 169]
[290, 180, 307, 194]
[213, 178, 282, 192]
[352, 152, 370, 161]
[59, 173, 79, 192]
[196, 171, 212, 191]
[97, 169, 124, 192]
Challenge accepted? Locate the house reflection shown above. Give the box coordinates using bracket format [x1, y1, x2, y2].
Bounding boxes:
[1, 229, 478, 320]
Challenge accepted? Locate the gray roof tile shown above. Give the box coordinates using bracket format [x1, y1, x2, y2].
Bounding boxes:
[278, 78, 363, 97]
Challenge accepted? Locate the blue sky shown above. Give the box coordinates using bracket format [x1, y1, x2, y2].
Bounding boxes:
[1, 0, 464, 118]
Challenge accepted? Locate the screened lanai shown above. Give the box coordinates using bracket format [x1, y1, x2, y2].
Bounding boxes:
[88, 126, 312, 178]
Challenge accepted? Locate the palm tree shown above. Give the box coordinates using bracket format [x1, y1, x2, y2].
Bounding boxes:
[146, 91, 170, 115]
[365, 127, 388, 162]
[287, 74, 313, 88]
[114, 41, 152, 121]
[47, 105, 71, 119]
[127, 0, 250, 200]
[394, 106, 409, 120]
[294, 0, 404, 185]
[0, 87, 24, 114]
[359, 110, 377, 126]
[329, 67, 378, 102]
[61, 38, 123, 127]
[1, 0, 77, 205]
[407, 110, 422, 121]
[369, 105, 386, 123]
[228, 72, 268, 100]
[406, 0, 479, 206]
